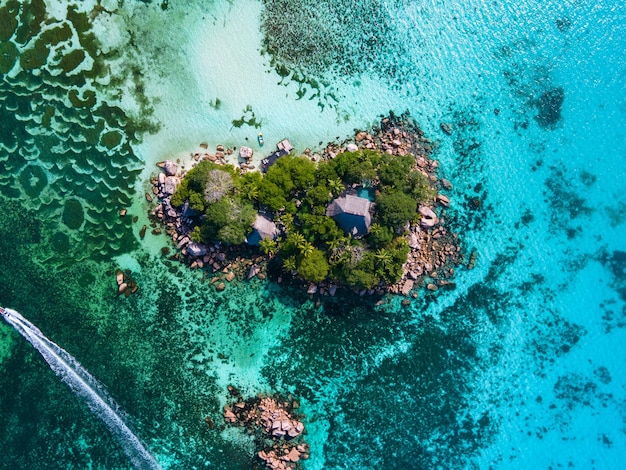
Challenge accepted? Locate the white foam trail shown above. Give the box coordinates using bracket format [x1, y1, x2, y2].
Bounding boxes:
[0, 307, 161, 470]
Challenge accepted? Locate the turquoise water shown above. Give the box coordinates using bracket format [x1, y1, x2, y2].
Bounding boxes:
[1, 0, 625, 469]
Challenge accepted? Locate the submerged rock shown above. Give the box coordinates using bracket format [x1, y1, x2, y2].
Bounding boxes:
[437, 194, 450, 207]
[223, 392, 309, 468]
[440, 122, 453, 135]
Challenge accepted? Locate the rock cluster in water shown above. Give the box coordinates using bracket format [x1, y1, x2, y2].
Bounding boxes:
[221, 388, 309, 469]
[114, 269, 138, 297]
[147, 112, 464, 298]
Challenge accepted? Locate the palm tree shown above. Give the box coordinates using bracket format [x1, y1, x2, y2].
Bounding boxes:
[374, 248, 391, 276]
[326, 236, 349, 263]
[283, 256, 297, 273]
[299, 241, 314, 257]
[279, 213, 294, 232]
[325, 237, 342, 252]
[374, 248, 391, 264]
[259, 237, 277, 256]
[328, 177, 344, 197]
[288, 232, 306, 249]
[239, 182, 259, 202]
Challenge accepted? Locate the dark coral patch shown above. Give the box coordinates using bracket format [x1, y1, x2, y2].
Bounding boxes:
[555, 17, 572, 32]
[39, 23, 72, 45]
[19, 39, 50, 70]
[0, 41, 19, 74]
[68, 88, 97, 108]
[554, 374, 597, 409]
[51, 231, 70, 253]
[599, 250, 626, 301]
[0, 4, 19, 42]
[14, 0, 47, 45]
[56, 49, 86, 74]
[62, 198, 84, 230]
[100, 130, 123, 149]
[534, 87, 564, 129]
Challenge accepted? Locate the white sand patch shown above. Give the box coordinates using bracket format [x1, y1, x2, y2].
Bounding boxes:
[123, 0, 404, 172]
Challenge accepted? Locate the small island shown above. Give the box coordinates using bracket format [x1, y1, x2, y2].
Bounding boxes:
[220, 386, 309, 470]
[147, 112, 463, 297]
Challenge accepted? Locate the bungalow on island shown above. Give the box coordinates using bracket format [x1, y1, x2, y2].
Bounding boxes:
[261, 139, 293, 172]
[246, 214, 279, 246]
[326, 194, 372, 237]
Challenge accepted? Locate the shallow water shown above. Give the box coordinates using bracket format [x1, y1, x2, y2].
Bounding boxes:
[1, 0, 625, 468]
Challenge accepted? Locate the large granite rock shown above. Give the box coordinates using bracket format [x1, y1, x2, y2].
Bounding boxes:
[248, 265, 259, 279]
[163, 176, 180, 195]
[419, 205, 438, 227]
[408, 231, 420, 249]
[187, 241, 207, 257]
[164, 160, 178, 176]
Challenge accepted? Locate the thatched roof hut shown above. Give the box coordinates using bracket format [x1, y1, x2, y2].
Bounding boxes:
[246, 214, 279, 245]
[326, 195, 372, 237]
[277, 139, 293, 153]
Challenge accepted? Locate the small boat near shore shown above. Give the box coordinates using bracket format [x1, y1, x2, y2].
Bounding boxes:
[258, 133, 264, 146]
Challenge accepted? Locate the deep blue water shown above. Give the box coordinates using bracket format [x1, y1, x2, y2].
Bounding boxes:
[0, 0, 625, 468]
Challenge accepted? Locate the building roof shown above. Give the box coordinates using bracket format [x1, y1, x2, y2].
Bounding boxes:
[326, 195, 371, 217]
[326, 195, 372, 237]
[246, 214, 279, 245]
[253, 214, 278, 238]
[261, 139, 293, 172]
[277, 139, 293, 153]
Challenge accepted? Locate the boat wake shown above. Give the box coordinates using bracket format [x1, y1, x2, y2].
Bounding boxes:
[0, 307, 161, 470]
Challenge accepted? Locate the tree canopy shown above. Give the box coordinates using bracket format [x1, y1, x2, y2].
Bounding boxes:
[169, 145, 438, 289]
[375, 189, 418, 231]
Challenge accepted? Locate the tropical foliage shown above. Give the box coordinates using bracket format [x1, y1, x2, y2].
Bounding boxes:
[171, 147, 436, 289]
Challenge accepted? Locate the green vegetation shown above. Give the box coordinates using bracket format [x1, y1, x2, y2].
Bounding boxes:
[171, 148, 436, 289]
[375, 190, 417, 231]
[171, 161, 254, 244]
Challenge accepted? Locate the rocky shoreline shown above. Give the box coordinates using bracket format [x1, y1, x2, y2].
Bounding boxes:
[145, 113, 464, 299]
[219, 387, 309, 470]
